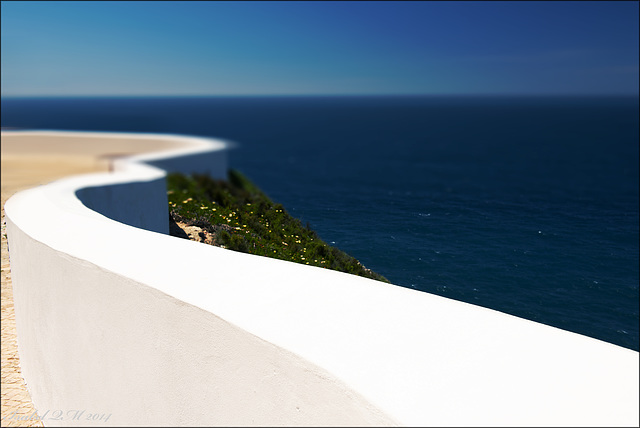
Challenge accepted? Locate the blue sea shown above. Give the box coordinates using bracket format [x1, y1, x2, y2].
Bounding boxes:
[2, 95, 638, 351]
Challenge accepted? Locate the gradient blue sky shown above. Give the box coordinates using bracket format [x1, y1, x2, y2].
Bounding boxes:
[1, 1, 638, 97]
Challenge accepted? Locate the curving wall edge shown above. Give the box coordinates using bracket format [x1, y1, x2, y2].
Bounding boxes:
[4, 131, 639, 427]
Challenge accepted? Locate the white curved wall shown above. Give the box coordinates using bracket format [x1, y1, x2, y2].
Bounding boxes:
[4, 131, 639, 427]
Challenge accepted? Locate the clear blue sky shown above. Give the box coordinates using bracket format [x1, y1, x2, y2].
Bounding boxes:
[1, 1, 638, 97]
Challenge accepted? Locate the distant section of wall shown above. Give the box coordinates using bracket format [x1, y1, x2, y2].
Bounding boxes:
[78, 133, 229, 234]
[75, 176, 169, 234]
[4, 131, 639, 427]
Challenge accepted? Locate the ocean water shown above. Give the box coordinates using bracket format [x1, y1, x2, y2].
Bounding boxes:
[2, 95, 638, 351]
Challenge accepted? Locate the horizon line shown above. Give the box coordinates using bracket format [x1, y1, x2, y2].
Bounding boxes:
[2, 93, 639, 99]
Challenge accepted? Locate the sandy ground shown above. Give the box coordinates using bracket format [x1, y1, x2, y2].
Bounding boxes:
[1, 132, 181, 426]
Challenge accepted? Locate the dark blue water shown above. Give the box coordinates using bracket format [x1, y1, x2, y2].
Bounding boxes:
[2, 95, 638, 351]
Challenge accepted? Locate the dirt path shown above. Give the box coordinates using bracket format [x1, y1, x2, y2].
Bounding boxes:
[1, 208, 43, 427]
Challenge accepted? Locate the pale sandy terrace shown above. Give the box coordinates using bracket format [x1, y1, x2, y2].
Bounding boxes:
[1, 131, 183, 427]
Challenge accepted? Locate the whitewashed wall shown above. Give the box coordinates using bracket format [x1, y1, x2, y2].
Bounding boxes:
[4, 131, 639, 427]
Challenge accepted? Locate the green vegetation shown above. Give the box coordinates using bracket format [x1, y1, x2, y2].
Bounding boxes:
[167, 170, 389, 283]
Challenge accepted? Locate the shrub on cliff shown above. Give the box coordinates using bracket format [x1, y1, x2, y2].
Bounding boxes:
[167, 170, 389, 283]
